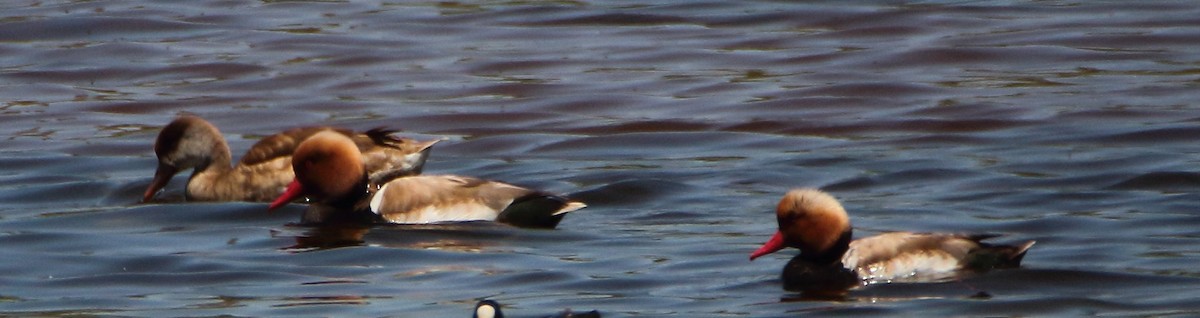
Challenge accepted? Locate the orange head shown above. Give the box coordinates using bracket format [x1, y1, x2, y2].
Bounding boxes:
[750, 188, 851, 261]
[268, 131, 366, 211]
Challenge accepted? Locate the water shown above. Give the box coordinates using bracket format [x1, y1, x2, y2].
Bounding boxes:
[3, 0, 1200, 316]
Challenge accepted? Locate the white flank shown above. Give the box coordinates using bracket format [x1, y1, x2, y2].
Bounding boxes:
[387, 203, 499, 224]
[369, 182, 389, 214]
[854, 251, 960, 284]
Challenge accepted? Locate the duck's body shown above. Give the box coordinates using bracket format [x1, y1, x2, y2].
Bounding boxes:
[269, 131, 585, 228]
[751, 188, 1034, 289]
[144, 116, 438, 202]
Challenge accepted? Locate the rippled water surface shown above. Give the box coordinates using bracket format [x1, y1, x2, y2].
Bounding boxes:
[4, 0, 1200, 316]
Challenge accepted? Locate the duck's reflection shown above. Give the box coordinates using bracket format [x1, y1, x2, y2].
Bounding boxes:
[771, 269, 1027, 306]
[780, 290, 850, 302]
[280, 221, 512, 253]
[285, 224, 370, 251]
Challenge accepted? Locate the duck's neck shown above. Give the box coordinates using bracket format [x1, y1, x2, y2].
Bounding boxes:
[302, 174, 377, 224]
[184, 142, 252, 201]
[329, 173, 372, 209]
[191, 138, 235, 175]
[302, 203, 384, 224]
[799, 229, 853, 265]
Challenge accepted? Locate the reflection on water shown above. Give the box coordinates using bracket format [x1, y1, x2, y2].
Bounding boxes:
[285, 225, 370, 252]
[3, 0, 1200, 316]
[285, 222, 513, 253]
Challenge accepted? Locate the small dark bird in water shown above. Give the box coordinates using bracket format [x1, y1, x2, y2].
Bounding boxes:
[473, 299, 600, 318]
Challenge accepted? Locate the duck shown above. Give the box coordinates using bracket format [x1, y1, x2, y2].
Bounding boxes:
[267, 130, 586, 228]
[473, 299, 601, 318]
[143, 115, 439, 203]
[750, 188, 1034, 291]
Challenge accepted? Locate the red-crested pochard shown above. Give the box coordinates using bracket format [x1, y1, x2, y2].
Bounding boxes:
[144, 115, 439, 202]
[268, 131, 585, 228]
[750, 188, 1034, 290]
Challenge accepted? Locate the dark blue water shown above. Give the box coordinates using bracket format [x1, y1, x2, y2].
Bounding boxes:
[3, 0, 1200, 316]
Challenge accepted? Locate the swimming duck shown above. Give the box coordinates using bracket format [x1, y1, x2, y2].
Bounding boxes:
[473, 299, 600, 318]
[268, 130, 585, 228]
[750, 188, 1034, 290]
[143, 115, 438, 202]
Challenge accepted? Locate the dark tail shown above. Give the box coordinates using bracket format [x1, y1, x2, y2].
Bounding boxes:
[496, 193, 586, 229]
[1006, 240, 1037, 265]
[365, 127, 401, 143]
[967, 240, 1036, 270]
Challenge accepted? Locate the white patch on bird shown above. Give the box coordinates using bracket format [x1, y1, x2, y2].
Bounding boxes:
[854, 250, 961, 284]
[383, 202, 499, 224]
[555, 202, 587, 215]
[369, 180, 503, 224]
[475, 304, 496, 318]
[369, 182, 389, 214]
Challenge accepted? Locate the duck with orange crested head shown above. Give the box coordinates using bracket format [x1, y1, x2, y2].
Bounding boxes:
[143, 115, 438, 203]
[268, 131, 585, 228]
[750, 188, 1034, 291]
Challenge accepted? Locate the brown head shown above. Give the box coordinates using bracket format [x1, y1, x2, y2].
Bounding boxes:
[143, 116, 232, 202]
[268, 131, 366, 211]
[750, 188, 852, 262]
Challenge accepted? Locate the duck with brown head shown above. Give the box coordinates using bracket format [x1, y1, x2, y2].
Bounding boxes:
[269, 131, 586, 229]
[751, 188, 1035, 291]
[143, 115, 439, 203]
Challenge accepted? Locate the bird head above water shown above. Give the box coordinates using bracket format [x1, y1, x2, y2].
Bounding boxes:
[144, 115, 231, 202]
[268, 130, 367, 210]
[750, 188, 852, 262]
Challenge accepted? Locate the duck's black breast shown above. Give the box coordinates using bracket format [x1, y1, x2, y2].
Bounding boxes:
[781, 255, 860, 293]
